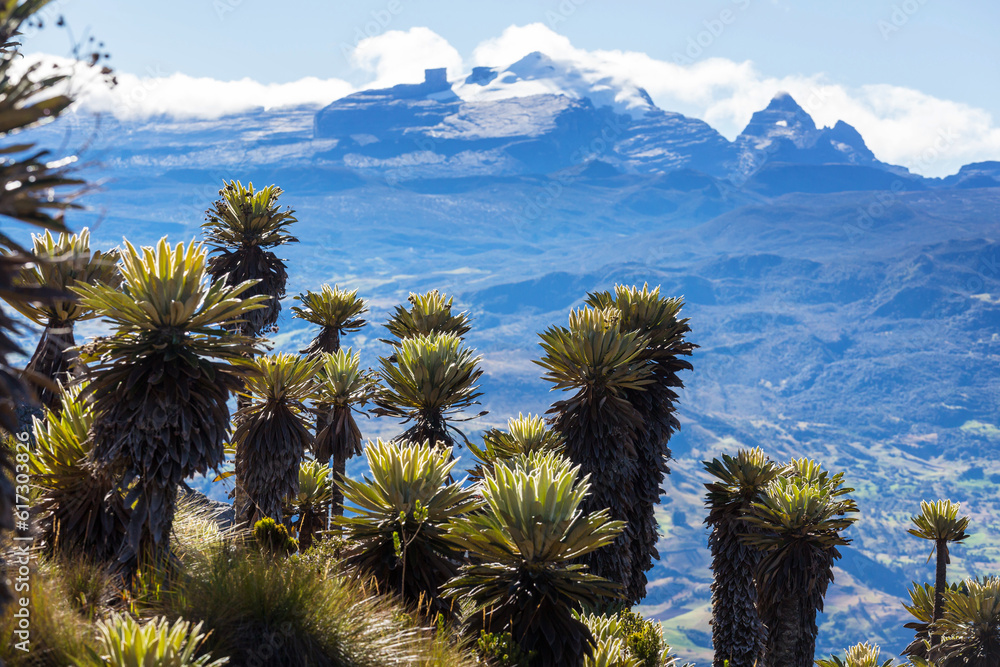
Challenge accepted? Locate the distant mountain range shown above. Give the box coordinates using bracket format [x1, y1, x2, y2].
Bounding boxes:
[311, 52, 997, 192]
[21, 53, 1000, 663]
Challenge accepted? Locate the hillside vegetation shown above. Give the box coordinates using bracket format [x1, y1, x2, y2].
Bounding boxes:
[0, 2, 998, 666]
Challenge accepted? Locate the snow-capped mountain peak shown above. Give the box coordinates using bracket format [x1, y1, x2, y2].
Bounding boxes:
[453, 51, 657, 118]
[730, 91, 888, 175]
[737, 91, 818, 150]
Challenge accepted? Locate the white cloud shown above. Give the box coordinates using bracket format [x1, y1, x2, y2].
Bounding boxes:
[351, 27, 464, 89]
[86, 72, 357, 120]
[471, 22, 579, 65]
[16, 54, 355, 120]
[26, 23, 1000, 177]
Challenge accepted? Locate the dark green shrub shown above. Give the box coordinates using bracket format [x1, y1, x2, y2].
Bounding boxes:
[294, 534, 348, 576]
[253, 517, 298, 557]
[619, 610, 669, 667]
[476, 631, 534, 667]
[168, 548, 479, 666]
[575, 609, 680, 667]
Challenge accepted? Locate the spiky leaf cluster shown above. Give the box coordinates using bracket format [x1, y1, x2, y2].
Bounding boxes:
[201, 180, 297, 336]
[908, 499, 971, 544]
[313, 348, 374, 463]
[74, 238, 265, 562]
[28, 383, 129, 561]
[292, 284, 367, 355]
[933, 577, 1000, 666]
[815, 641, 895, 667]
[536, 306, 653, 598]
[383, 290, 471, 342]
[444, 453, 623, 667]
[468, 412, 565, 480]
[906, 582, 943, 625]
[313, 348, 375, 519]
[903, 581, 965, 659]
[233, 353, 318, 525]
[744, 472, 859, 583]
[576, 613, 641, 667]
[337, 440, 477, 615]
[907, 499, 971, 647]
[703, 448, 781, 667]
[12, 228, 120, 326]
[87, 613, 230, 667]
[374, 331, 484, 449]
[575, 610, 678, 667]
[11, 229, 121, 407]
[285, 458, 333, 550]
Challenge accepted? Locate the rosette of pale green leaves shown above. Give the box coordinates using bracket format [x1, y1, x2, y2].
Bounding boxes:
[931, 577, 1000, 666]
[87, 613, 229, 667]
[201, 180, 298, 336]
[313, 348, 375, 463]
[285, 458, 333, 550]
[383, 289, 471, 342]
[444, 452, 624, 666]
[815, 642, 895, 667]
[468, 412, 565, 479]
[201, 181, 297, 250]
[29, 382, 129, 560]
[374, 331, 484, 449]
[10, 229, 121, 406]
[10, 228, 120, 325]
[292, 284, 367, 355]
[337, 439, 477, 615]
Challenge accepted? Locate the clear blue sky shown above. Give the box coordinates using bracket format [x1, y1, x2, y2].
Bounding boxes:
[28, 0, 1000, 119]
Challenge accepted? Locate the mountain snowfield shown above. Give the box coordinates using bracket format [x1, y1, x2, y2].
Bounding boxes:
[21, 54, 1000, 662]
[452, 51, 659, 118]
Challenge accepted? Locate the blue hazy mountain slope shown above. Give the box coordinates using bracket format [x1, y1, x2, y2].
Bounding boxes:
[19, 59, 1000, 662]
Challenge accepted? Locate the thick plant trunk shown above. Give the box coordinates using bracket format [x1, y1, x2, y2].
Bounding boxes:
[331, 454, 346, 519]
[122, 478, 178, 574]
[626, 427, 665, 605]
[624, 381, 682, 606]
[709, 520, 766, 667]
[235, 402, 306, 529]
[233, 392, 251, 526]
[766, 593, 806, 667]
[298, 508, 317, 551]
[932, 539, 949, 646]
[231, 322, 256, 526]
[576, 452, 636, 605]
[555, 398, 639, 605]
[26, 323, 76, 411]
